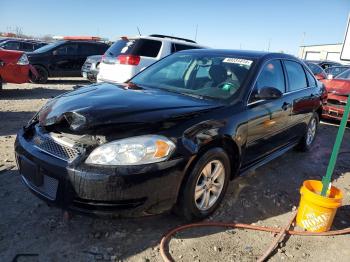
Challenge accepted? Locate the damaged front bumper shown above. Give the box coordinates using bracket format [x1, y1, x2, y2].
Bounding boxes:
[322, 94, 350, 122]
[14, 127, 188, 217]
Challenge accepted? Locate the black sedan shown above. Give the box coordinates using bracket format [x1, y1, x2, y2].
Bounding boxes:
[15, 49, 325, 220]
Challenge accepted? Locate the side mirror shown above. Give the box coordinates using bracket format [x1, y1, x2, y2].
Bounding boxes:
[256, 86, 283, 100]
[315, 73, 325, 80]
[327, 74, 334, 80]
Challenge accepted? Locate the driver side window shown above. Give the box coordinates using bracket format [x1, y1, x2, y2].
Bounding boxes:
[250, 60, 285, 103]
[55, 44, 78, 55]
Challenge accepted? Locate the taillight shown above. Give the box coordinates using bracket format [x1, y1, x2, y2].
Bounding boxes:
[117, 55, 140, 66]
[17, 54, 29, 65]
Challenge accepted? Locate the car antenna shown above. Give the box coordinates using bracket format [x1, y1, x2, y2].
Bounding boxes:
[137, 26, 142, 36]
[194, 24, 198, 41]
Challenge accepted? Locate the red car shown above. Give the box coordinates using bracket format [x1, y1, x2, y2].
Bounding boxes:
[0, 49, 36, 90]
[321, 69, 350, 122]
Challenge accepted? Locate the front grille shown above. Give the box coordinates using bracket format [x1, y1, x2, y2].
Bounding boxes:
[328, 99, 346, 107]
[33, 132, 81, 161]
[22, 174, 58, 200]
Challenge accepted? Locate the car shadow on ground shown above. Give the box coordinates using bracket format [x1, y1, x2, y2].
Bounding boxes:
[46, 79, 90, 85]
[0, 87, 70, 100]
[1, 123, 349, 261]
[0, 111, 37, 136]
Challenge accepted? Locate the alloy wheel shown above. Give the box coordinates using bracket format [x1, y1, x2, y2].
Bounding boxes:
[194, 160, 225, 211]
[306, 118, 317, 145]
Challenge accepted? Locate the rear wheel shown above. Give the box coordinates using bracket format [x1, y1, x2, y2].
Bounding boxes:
[297, 113, 319, 151]
[177, 148, 231, 221]
[30, 65, 48, 84]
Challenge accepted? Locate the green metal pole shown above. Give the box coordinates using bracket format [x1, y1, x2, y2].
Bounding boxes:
[321, 95, 350, 196]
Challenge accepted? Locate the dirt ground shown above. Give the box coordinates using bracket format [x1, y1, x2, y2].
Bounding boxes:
[0, 79, 349, 262]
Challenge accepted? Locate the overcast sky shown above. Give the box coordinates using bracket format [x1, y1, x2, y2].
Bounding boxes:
[0, 0, 349, 55]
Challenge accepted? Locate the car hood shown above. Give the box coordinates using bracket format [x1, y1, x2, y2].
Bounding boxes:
[37, 83, 222, 135]
[323, 79, 350, 95]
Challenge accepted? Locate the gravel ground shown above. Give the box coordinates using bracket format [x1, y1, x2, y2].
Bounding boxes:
[0, 79, 349, 262]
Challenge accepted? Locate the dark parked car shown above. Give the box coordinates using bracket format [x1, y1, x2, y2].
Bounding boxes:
[81, 55, 102, 82]
[27, 40, 109, 83]
[15, 50, 324, 220]
[304, 61, 327, 80]
[320, 69, 350, 122]
[324, 66, 350, 78]
[0, 39, 47, 52]
[306, 60, 342, 70]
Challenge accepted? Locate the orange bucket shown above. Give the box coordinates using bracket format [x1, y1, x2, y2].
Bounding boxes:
[296, 180, 343, 232]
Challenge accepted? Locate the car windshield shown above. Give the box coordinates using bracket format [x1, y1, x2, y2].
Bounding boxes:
[335, 69, 350, 80]
[131, 53, 254, 101]
[34, 41, 63, 53]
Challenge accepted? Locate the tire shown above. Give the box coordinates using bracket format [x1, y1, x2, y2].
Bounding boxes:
[177, 148, 231, 221]
[297, 113, 319, 152]
[30, 65, 48, 84]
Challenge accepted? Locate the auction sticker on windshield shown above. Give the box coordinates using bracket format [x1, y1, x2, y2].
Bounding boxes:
[223, 58, 253, 66]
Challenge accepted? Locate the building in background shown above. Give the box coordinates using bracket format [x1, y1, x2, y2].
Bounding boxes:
[298, 43, 347, 63]
[298, 14, 350, 64]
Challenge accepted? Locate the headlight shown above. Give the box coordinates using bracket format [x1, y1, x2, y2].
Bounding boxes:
[17, 54, 29, 65]
[85, 135, 176, 166]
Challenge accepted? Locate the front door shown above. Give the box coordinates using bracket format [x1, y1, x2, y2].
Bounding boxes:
[50, 44, 79, 77]
[243, 59, 293, 166]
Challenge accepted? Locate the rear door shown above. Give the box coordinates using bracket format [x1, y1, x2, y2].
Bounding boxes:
[283, 60, 319, 136]
[21, 42, 35, 52]
[243, 59, 293, 165]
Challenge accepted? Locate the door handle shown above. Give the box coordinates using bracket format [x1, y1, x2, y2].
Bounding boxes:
[282, 102, 290, 111]
[0, 60, 4, 67]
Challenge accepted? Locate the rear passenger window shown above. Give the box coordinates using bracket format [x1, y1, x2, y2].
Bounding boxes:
[105, 39, 161, 58]
[22, 42, 34, 51]
[305, 69, 317, 87]
[132, 39, 161, 57]
[284, 61, 307, 91]
[80, 44, 99, 55]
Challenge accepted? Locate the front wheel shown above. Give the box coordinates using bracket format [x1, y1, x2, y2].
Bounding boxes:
[297, 113, 319, 151]
[177, 148, 231, 221]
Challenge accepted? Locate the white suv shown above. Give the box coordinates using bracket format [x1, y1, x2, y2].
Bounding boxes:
[97, 34, 205, 84]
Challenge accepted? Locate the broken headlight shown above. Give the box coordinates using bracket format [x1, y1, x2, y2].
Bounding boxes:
[85, 135, 176, 166]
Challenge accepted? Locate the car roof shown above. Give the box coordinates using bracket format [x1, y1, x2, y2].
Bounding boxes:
[306, 60, 341, 64]
[327, 65, 350, 68]
[123, 35, 203, 47]
[1, 39, 46, 44]
[177, 48, 297, 60]
[61, 40, 108, 45]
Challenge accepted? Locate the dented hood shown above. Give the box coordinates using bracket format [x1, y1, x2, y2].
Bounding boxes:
[38, 83, 221, 133]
